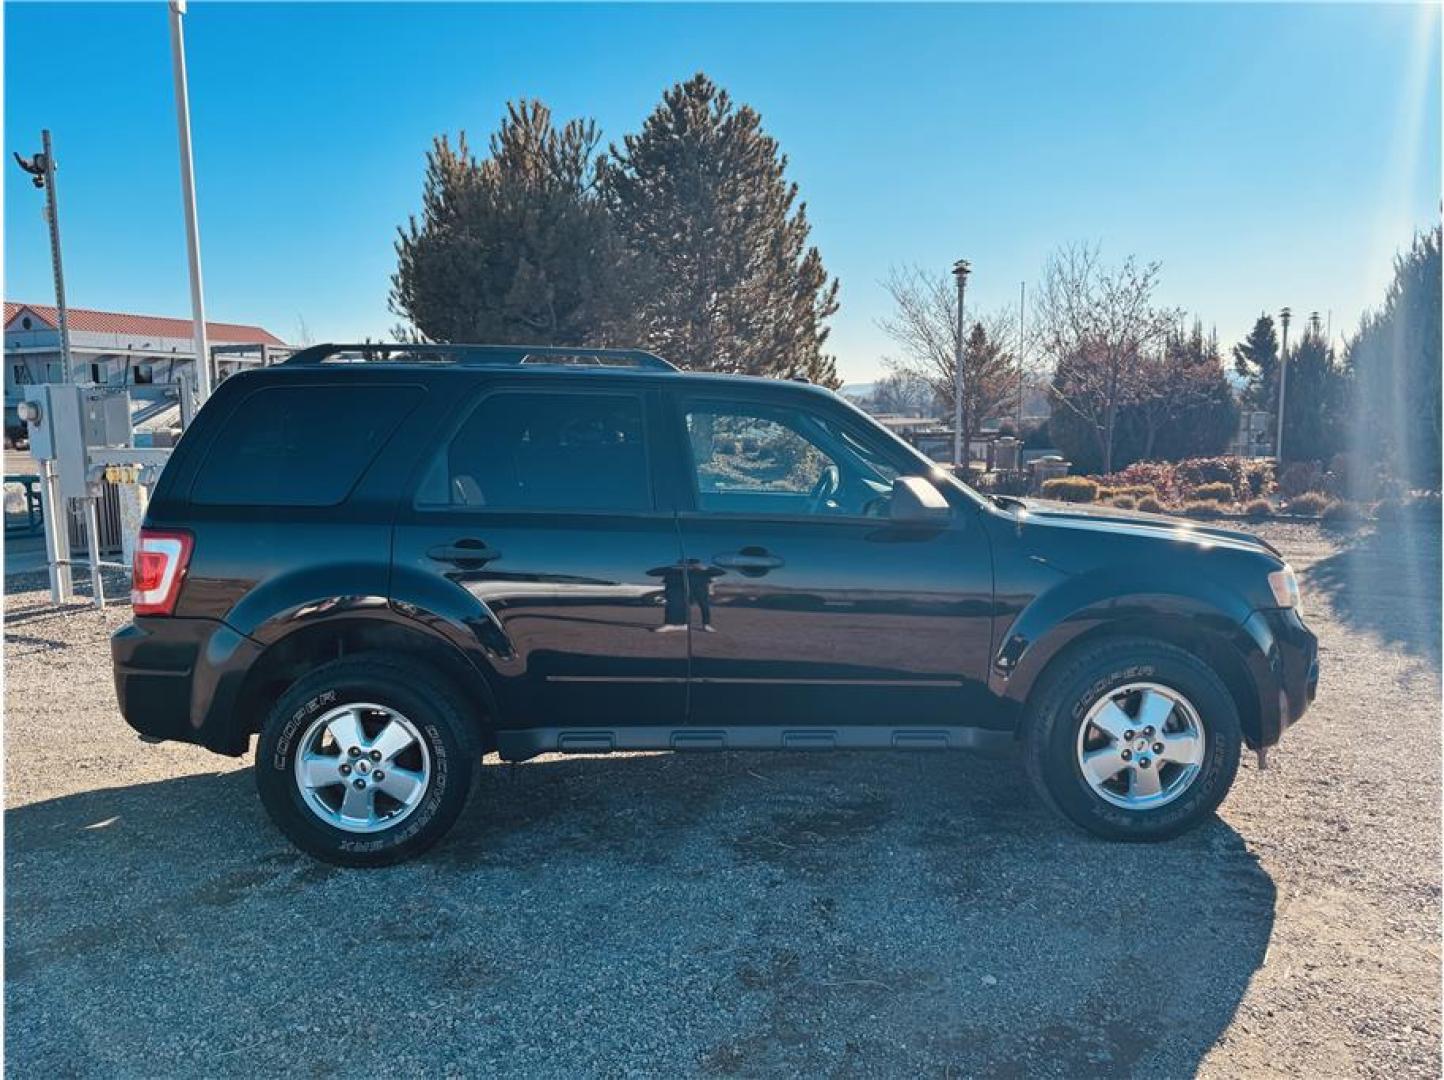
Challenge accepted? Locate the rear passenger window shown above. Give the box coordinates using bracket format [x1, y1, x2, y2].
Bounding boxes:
[193, 385, 421, 506]
[421, 391, 651, 512]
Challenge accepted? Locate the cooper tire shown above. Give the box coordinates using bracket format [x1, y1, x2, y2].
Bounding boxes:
[255, 653, 478, 867]
[1022, 637, 1242, 841]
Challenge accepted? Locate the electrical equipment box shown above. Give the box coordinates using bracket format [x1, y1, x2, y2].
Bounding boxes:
[81, 386, 133, 448]
[22, 384, 134, 500]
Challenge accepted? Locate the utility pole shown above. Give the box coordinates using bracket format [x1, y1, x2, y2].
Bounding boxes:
[14, 131, 75, 383]
[1275, 306, 1292, 462]
[168, 0, 212, 403]
[952, 259, 970, 469]
[1017, 280, 1026, 434]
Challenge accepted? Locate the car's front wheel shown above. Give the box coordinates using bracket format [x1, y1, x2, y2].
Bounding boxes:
[255, 653, 478, 866]
[1023, 638, 1242, 841]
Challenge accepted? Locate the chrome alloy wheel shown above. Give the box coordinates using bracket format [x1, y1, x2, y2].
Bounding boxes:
[1075, 682, 1206, 810]
[293, 703, 432, 834]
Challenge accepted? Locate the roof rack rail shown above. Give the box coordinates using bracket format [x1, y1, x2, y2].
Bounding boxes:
[280, 342, 677, 371]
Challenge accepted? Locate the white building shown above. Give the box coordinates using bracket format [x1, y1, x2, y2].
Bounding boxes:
[4, 301, 289, 437]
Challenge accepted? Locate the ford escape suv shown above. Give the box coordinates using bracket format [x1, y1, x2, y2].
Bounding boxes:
[112, 344, 1318, 866]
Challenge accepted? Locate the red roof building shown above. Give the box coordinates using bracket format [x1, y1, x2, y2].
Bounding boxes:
[4, 302, 286, 347]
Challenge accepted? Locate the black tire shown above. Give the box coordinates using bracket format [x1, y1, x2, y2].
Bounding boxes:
[1022, 637, 1242, 841]
[255, 653, 479, 867]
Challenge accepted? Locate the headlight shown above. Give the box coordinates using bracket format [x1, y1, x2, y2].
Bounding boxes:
[1268, 565, 1301, 611]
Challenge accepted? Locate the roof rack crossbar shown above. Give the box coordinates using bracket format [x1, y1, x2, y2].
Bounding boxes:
[281, 343, 677, 371]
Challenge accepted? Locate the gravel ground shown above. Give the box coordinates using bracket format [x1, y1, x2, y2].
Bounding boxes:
[4, 522, 1439, 1077]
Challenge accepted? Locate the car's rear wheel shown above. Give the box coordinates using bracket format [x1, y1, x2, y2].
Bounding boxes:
[255, 653, 478, 866]
[1022, 638, 1242, 841]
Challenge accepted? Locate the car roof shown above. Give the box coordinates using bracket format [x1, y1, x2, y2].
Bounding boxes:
[239, 361, 841, 399]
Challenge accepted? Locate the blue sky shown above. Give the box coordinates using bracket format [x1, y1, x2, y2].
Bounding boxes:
[4, 2, 1439, 383]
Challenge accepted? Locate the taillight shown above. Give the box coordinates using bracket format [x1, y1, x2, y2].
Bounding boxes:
[131, 529, 194, 616]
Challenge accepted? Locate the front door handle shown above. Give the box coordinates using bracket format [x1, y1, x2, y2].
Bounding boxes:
[713, 547, 784, 574]
[428, 539, 502, 566]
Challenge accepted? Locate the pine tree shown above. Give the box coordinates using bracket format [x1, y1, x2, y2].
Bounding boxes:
[390, 102, 620, 345]
[1281, 314, 1346, 463]
[601, 73, 840, 385]
[1346, 227, 1442, 487]
[1232, 313, 1280, 413]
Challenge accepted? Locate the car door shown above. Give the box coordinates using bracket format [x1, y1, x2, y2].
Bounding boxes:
[668, 389, 995, 740]
[390, 380, 688, 740]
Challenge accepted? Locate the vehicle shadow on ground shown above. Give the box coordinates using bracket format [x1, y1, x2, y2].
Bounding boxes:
[1305, 518, 1441, 664]
[6, 750, 1274, 1076]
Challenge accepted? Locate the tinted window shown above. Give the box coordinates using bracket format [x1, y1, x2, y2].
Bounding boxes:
[424, 391, 651, 512]
[193, 385, 421, 506]
[684, 402, 901, 517]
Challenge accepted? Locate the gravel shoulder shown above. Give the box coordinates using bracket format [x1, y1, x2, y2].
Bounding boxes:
[3, 522, 1440, 1077]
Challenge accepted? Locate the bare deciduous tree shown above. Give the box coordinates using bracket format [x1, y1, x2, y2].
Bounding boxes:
[877, 265, 1019, 454]
[1036, 244, 1180, 473]
[864, 372, 937, 415]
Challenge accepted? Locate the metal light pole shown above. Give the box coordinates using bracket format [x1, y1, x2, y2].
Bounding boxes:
[952, 259, 970, 468]
[1275, 306, 1292, 462]
[1017, 280, 1026, 433]
[14, 131, 75, 383]
[168, 0, 212, 403]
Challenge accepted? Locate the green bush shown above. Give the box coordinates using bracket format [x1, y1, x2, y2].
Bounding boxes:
[1190, 482, 1234, 504]
[1287, 491, 1331, 516]
[1182, 500, 1223, 519]
[1137, 495, 1165, 514]
[1242, 498, 1273, 519]
[1040, 477, 1099, 503]
[1108, 495, 1137, 510]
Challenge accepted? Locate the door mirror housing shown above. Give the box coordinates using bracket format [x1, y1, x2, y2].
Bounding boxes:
[890, 476, 951, 524]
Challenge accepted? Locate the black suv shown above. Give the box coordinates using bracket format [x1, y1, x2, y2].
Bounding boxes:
[112, 344, 1318, 865]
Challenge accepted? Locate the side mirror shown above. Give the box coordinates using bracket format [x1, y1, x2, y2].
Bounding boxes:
[890, 476, 951, 524]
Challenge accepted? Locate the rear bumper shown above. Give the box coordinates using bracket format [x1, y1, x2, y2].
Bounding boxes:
[1239, 607, 1319, 748]
[111, 617, 262, 756]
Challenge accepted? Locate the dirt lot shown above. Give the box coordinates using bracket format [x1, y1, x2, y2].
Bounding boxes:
[4, 522, 1440, 1077]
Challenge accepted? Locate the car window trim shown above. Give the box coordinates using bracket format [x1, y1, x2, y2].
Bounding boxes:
[410, 382, 661, 517]
[187, 381, 426, 509]
[668, 391, 929, 525]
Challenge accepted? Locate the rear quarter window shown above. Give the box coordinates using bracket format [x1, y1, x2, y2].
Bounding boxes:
[191, 384, 422, 506]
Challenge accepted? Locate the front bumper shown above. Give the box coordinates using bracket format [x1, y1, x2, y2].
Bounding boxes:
[1240, 606, 1319, 748]
[111, 617, 262, 756]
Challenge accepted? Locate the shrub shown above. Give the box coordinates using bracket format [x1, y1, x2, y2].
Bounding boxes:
[1190, 482, 1234, 504]
[1373, 493, 1443, 523]
[1182, 500, 1223, 519]
[1241, 459, 1276, 497]
[1095, 457, 1271, 503]
[1242, 498, 1272, 519]
[1108, 495, 1137, 510]
[1286, 491, 1331, 516]
[1040, 477, 1098, 503]
[1278, 461, 1323, 498]
[1320, 500, 1365, 528]
[1175, 456, 1244, 494]
[1137, 495, 1165, 514]
[1106, 462, 1182, 502]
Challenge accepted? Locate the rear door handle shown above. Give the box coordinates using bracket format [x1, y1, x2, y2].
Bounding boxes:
[713, 548, 784, 573]
[428, 539, 502, 565]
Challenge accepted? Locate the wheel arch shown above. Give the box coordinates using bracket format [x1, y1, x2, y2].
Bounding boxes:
[1013, 617, 1263, 749]
[232, 615, 499, 751]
